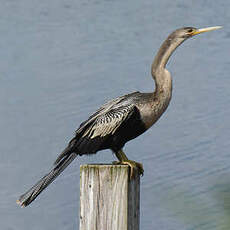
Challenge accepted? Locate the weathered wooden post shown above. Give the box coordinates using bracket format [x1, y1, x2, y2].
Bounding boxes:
[80, 164, 140, 230]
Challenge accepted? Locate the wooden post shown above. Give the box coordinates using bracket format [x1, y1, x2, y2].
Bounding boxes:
[80, 164, 140, 230]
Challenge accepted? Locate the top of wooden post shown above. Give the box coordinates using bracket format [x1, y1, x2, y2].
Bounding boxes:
[80, 164, 140, 230]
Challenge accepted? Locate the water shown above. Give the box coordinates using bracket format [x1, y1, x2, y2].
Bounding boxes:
[1, 1, 230, 229]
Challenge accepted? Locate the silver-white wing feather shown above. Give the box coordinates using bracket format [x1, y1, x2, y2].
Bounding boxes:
[76, 92, 140, 135]
[82, 104, 135, 139]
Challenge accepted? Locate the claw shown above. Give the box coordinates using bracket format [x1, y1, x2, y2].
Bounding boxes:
[113, 160, 144, 179]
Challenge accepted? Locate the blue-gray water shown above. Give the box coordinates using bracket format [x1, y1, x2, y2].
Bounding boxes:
[1, 1, 230, 230]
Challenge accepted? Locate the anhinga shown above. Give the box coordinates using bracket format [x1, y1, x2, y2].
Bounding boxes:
[17, 26, 221, 207]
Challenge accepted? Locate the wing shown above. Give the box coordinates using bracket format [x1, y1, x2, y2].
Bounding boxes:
[73, 92, 144, 154]
[76, 91, 140, 135]
[82, 104, 136, 139]
[74, 103, 139, 154]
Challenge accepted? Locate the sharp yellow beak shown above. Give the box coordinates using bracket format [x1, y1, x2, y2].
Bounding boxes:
[192, 26, 222, 36]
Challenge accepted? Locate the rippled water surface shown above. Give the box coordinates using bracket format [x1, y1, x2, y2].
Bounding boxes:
[1, 1, 230, 229]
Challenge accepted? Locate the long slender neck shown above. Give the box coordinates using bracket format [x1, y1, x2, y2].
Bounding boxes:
[151, 34, 186, 92]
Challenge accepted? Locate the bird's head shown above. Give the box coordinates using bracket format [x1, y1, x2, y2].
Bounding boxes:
[170, 26, 222, 41]
[152, 26, 222, 72]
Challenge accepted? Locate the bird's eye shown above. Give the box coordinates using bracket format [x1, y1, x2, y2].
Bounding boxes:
[187, 29, 193, 33]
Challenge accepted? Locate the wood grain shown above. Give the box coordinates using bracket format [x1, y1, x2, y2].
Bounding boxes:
[80, 164, 140, 230]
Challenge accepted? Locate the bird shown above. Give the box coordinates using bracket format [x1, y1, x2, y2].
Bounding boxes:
[17, 26, 221, 207]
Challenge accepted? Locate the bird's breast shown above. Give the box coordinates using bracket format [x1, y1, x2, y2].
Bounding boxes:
[138, 93, 171, 129]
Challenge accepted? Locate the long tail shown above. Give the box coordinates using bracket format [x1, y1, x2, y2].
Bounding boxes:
[17, 150, 77, 207]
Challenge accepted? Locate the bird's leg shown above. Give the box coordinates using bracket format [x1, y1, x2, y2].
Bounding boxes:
[113, 149, 144, 179]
